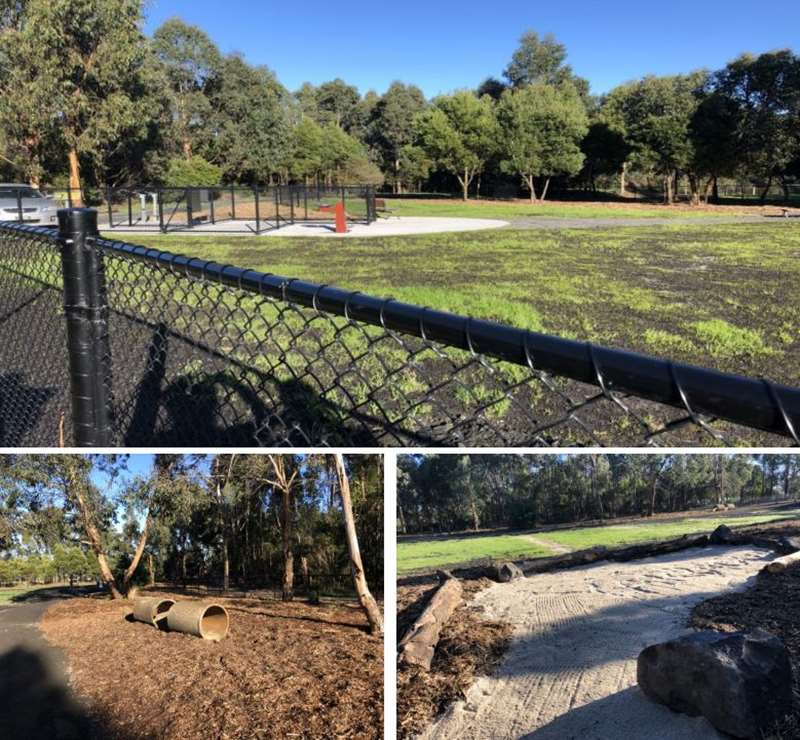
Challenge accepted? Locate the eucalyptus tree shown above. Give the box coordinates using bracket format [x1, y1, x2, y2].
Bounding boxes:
[414, 91, 499, 200]
[205, 53, 292, 183]
[496, 82, 588, 201]
[0, 0, 161, 198]
[152, 17, 222, 160]
[370, 82, 427, 192]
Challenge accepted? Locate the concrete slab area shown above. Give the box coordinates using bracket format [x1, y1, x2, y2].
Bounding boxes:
[101, 216, 509, 238]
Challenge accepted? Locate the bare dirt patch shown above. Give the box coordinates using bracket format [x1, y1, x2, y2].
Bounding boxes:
[40, 592, 383, 739]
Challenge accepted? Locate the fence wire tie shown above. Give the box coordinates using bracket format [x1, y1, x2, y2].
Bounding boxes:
[418, 307, 431, 342]
[311, 284, 329, 315]
[378, 298, 395, 330]
[281, 278, 298, 303]
[667, 362, 725, 442]
[343, 291, 361, 322]
[762, 378, 800, 445]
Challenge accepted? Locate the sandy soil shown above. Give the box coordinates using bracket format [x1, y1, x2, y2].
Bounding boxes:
[420, 545, 775, 740]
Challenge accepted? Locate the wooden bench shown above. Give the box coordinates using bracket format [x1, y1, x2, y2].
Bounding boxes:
[374, 198, 396, 218]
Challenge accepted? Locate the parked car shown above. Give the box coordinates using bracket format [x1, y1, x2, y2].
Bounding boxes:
[0, 183, 59, 224]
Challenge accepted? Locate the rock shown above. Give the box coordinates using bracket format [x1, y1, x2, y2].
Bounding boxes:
[776, 536, 800, 556]
[491, 562, 523, 583]
[436, 569, 454, 583]
[710, 524, 735, 544]
[637, 629, 792, 738]
[726, 503, 736, 510]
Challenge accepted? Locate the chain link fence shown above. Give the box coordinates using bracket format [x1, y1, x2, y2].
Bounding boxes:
[0, 210, 798, 448]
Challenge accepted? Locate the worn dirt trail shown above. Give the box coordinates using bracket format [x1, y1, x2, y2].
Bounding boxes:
[420, 545, 774, 740]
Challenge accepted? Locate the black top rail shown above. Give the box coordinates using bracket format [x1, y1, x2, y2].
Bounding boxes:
[88, 231, 800, 443]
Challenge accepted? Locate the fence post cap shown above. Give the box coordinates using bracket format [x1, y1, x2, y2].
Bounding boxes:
[57, 208, 99, 236]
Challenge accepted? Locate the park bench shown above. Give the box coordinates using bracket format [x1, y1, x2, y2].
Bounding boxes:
[374, 198, 396, 218]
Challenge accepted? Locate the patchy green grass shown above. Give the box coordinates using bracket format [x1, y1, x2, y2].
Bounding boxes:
[540, 511, 799, 550]
[690, 318, 776, 359]
[113, 222, 800, 387]
[397, 534, 554, 573]
[380, 198, 749, 220]
[397, 509, 800, 573]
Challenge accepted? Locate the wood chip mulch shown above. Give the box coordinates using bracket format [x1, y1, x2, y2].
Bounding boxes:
[40, 592, 383, 739]
[396, 577, 512, 740]
[692, 561, 800, 739]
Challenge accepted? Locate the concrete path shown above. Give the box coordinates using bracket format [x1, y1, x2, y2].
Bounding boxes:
[421, 545, 775, 740]
[0, 591, 94, 739]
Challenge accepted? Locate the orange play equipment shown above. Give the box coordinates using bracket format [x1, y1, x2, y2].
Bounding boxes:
[318, 201, 348, 233]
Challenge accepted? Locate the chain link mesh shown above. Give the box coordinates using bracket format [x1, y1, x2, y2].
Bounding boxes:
[0, 225, 70, 445]
[0, 221, 796, 447]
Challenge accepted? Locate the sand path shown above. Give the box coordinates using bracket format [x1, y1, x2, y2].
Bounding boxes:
[420, 545, 774, 740]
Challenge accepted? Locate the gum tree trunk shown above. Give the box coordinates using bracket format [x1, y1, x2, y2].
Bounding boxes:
[334, 454, 383, 635]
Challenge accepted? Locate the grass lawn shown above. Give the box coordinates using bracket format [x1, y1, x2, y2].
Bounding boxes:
[397, 509, 800, 573]
[398, 534, 554, 573]
[117, 221, 800, 386]
[379, 198, 755, 220]
[541, 511, 800, 550]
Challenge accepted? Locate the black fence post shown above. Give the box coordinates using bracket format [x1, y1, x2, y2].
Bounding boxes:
[289, 185, 295, 224]
[158, 189, 165, 233]
[185, 187, 192, 229]
[106, 187, 113, 228]
[230, 185, 236, 219]
[254, 186, 261, 235]
[57, 208, 113, 446]
[15, 188, 23, 223]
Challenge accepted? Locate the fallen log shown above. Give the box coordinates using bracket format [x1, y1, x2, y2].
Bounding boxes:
[762, 550, 800, 575]
[609, 534, 709, 562]
[398, 574, 463, 671]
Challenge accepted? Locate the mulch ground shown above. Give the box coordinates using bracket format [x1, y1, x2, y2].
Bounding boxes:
[40, 591, 383, 740]
[692, 559, 800, 739]
[396, 577, 512, 739]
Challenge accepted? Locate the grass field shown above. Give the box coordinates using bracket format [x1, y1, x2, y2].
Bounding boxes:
[377, 198, 760, 220]
[397, 509, 800, 573]
[119, 221, 800, 386]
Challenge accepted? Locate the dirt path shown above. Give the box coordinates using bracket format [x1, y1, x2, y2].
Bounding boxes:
[0, 592, 94, 740]
[523, 534, 572, 555]
[420, 545, 775, 740]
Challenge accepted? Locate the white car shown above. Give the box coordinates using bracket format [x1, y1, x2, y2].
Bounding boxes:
[0, 183, 59, 224]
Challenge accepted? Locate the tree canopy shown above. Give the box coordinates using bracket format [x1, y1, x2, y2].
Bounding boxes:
[398, 454, 799, 534]
[0, 7, 798, 203]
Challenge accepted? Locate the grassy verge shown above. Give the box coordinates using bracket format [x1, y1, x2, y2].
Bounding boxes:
[115, 222, 800, 387]
[397, 510, 800, 573]
[379, 198, 753, 220]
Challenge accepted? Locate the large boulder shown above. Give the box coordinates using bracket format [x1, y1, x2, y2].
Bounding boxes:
[490, 561, 523, 583]
[637, 629, 792, 738]
[710, 524, 735, 545]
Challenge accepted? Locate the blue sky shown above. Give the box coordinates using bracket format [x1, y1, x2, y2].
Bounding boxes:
[142, 0, 799, 98]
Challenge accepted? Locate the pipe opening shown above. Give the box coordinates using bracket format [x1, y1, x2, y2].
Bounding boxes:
[200, 605, 229, 640]
[154, 600, 173, 620]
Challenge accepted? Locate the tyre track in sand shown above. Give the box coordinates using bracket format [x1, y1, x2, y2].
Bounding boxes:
[419, 545, 775, 740]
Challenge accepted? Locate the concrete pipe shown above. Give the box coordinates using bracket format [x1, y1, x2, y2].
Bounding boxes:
[166, 601, 229, 641]
[132, 597, 175, 626]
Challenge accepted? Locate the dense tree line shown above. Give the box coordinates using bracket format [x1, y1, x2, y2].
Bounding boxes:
[398, 454, 800, 534]
[1, 2, 798, 203]
[0, 454, 383, 630]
